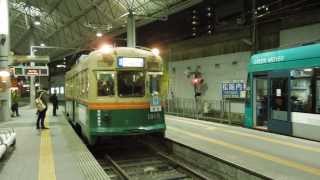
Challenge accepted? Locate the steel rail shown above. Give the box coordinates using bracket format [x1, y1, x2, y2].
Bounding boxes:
[139, 138, 211, 180]
[104, 154, 132, 180]
[157, 151, 210, 180]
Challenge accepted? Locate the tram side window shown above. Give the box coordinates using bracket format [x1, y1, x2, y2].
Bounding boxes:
[97, 72, 115, 96]
[290, 69, 312, 113]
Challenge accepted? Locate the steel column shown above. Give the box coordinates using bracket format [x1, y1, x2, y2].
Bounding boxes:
[127, 11, 136, 48]
[0, 0, 10, 121]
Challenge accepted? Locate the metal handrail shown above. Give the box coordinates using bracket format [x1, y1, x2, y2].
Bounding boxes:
[164, 97, 237, 124]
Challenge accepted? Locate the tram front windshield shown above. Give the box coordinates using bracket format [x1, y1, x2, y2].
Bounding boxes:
[118, 71, 145, 97]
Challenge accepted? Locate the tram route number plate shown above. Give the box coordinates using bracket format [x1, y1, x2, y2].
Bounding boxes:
[150, 105, 162, 112]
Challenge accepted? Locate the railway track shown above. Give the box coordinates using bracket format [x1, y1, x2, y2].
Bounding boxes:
[91, 137, 209, 180]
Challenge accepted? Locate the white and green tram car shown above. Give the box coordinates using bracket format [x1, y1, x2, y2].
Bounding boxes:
[65, 47, 166, 145]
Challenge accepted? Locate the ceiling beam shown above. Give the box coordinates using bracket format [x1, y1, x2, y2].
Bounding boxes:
[47, 0, 64, 15]
[44, 0, 105, 42]
[13, 27, 34, 49]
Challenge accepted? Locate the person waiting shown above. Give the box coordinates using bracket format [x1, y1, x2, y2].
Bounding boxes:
[11, 90, 20, 117]
[35, 91, 48, 129]
[50, 92, 59, 116]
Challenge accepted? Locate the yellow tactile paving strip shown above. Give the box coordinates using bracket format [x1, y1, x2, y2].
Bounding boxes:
[38, 116, 56, 180]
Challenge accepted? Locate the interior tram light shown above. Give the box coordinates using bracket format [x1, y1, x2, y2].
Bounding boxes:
[99, 44, 113, 54]
[151, 48, 160, 56]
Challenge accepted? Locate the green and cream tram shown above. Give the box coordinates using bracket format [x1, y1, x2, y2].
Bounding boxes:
[65, 46, 166, 145]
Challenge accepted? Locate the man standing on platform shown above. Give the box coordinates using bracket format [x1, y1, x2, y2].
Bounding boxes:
[11, 89, 20, 117]
[50, 92, 58, 116]
[36, 91, 48, 129]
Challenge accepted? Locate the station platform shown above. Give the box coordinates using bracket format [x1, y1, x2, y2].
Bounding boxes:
[0, 106, 109, 180]
[165, 115, 320, 180]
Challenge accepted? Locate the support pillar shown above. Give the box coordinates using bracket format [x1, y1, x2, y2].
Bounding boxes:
[0, 0, 10, 121]
[252, 0, 258, 53]
[29, 45, 36, 108]
[127, 11, 136, 48]
[29, 62, 36, 108]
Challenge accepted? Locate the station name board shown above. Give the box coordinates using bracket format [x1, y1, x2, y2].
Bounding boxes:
[222, 80, 246, 99]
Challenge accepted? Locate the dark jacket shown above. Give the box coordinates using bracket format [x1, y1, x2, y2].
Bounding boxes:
[50, 94, 58, 105]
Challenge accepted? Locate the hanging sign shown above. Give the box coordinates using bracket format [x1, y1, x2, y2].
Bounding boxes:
[10, 66, 49, 76]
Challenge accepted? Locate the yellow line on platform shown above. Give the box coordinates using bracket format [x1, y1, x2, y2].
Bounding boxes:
[38, 117, 56, 180]
[168, 126, 320, 176]
[168, 117, 320, 153]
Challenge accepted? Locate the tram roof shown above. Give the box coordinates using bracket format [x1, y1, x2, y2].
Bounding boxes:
[248, 43, 320, 73]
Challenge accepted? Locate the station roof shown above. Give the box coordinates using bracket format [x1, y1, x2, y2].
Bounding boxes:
[9, 0, 202, 61]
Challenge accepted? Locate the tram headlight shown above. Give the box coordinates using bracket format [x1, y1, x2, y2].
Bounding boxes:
[151, 48, 160, 56]
[99, 44, 113, 54]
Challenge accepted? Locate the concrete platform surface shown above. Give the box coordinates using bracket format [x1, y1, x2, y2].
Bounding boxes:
[165, 115, 320, 180]
[0, 106, 109, 180]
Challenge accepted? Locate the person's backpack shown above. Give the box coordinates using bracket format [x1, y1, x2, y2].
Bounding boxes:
[35, 97, 46, 111]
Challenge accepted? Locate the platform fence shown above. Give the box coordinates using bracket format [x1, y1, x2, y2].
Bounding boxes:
[165, 98, 238, 124]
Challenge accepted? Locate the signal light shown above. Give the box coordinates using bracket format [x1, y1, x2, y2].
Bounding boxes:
[192, 77, 204, 85]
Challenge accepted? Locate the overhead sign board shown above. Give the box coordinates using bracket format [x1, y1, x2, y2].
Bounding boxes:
[118, 57, 144, 68]
[11, 66, 49, 76]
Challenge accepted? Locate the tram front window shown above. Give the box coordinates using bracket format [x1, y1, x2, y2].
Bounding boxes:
[149, 74, 161, 94]
[97, 72, 115, 96]
[118, 71, 145, 97]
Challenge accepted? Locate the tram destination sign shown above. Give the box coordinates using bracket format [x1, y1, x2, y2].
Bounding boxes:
[117, 57, 144, 68]
[252, 55, 285, 65]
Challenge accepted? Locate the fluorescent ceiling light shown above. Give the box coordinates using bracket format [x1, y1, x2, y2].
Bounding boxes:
[56, 65, 66, 68]
[96, 32, 103, 37]
[34, 21, 41, 26]
[0, 70, 10, 77]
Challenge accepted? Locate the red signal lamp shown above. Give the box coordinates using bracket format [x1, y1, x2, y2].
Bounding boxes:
[192, 77, 204, 85]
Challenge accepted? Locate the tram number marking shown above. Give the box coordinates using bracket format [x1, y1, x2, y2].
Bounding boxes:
[150, 105, 162, 112]
[148, 112, 161, 120]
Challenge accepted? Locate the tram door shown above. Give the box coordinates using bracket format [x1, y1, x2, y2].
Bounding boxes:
[268, 71, 292, 135]
[254, 77, 268, 130]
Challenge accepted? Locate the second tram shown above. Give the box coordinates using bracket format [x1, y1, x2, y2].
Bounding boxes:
[245, 43, 320, 141]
